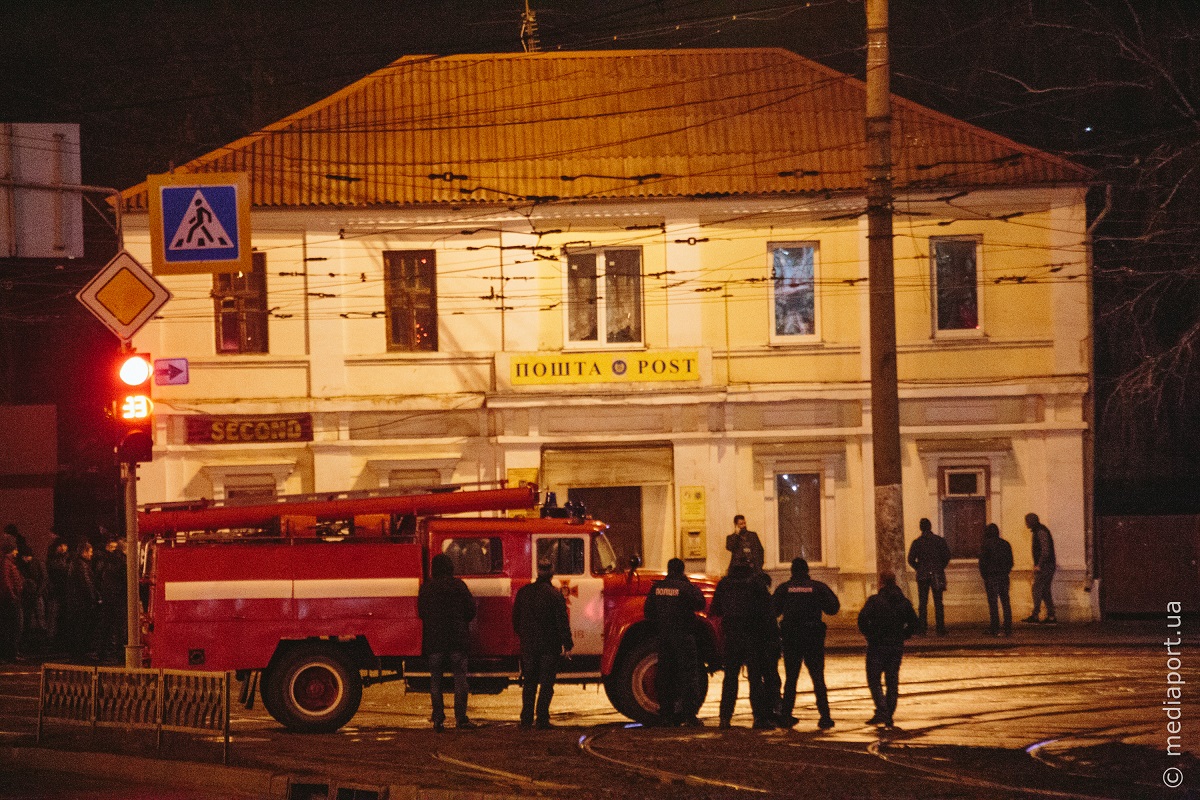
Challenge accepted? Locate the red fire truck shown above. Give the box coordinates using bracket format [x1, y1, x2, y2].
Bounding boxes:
[139, 484, 719, 732]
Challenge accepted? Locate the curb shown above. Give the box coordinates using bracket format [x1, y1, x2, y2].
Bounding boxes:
[0, 744, 531, 800]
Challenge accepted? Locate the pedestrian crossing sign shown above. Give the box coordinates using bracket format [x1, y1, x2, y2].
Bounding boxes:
[148, 172, 252, 275]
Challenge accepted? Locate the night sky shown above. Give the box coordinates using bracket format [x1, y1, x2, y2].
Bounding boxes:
[2, 0, 1198, 516]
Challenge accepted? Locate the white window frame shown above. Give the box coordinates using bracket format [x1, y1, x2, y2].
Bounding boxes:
[562, 246, 645, 349]
[930, 235, 985, 339]
[758, 455, 840, 569]
[918, 448, 1008, 562]
[768, 241, 821, 344]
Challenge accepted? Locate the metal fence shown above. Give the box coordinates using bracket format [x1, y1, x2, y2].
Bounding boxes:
[37, 663, 231, 763]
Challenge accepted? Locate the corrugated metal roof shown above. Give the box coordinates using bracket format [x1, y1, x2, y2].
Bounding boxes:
[120, 48, 1090, 210]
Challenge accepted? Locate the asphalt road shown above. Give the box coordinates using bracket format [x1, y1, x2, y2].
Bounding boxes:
[1, 630, 1197, 799]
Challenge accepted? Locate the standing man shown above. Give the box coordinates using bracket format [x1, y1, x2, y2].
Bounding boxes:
[773, 557, 840, 730]
[710, 563, 775, 729]
[1024, 513, 1057, 624]
[417, 553, 480, 731]
[644, 557, 706, 726]
[907, 518, 950, 635]
[0, 535, 24, 663]
[512, 559, 573, 729]
[93, 536, 128, 663]
[63, 540, 99, 663]
[725, 515, 765, 574]
[979, 523, 1014, 636]
[857, 571, 919, 728]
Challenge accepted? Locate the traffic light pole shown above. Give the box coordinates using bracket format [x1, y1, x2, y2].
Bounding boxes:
[122, 459, 145, 669]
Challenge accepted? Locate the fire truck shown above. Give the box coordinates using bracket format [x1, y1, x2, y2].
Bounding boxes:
[139, 484, 720, 732]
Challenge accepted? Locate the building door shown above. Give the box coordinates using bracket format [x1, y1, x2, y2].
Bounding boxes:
[568, 486, 643, 568]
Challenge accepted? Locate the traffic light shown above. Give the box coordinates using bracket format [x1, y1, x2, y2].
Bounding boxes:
[115, 351, 154, 463]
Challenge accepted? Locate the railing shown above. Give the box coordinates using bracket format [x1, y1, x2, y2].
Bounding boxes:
[37, 663, 231, 764]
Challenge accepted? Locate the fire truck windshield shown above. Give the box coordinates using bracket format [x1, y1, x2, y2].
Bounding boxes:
[593, 533, 617, 574]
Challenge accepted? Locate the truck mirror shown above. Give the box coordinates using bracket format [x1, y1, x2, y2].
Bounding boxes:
[628, 554, 642, 572]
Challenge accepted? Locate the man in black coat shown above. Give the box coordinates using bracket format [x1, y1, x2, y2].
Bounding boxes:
[1024, 513, 1057, 624]
[978, 523, 1014, 636]
[417, 553, 479, 731]
[857, 570, 919, 728]
[512, 559, 573, 729]
[725, 515, 765, 573]
[906, 518, 951, 635]
[772, 557, 840, 729]
[93, 537, 127, 663]
[644, 557, 706, 726]
[710, 563, 776, 728]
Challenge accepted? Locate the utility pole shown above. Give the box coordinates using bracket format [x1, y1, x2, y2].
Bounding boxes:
[865, 0, 906, 583]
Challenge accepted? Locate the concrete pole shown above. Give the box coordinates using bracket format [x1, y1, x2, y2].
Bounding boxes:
[865, 0, 907, 584]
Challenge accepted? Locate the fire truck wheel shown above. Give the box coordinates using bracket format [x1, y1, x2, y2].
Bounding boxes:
[268, 645, 363, 733]
[607, 638, 709, 726]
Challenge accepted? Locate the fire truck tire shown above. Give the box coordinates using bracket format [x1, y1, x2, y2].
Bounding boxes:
[267, 645, 363, 733]
[606, 638, 708, 725]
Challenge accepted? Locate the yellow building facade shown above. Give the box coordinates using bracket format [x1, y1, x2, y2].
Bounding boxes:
[120, 49, 1094, 621]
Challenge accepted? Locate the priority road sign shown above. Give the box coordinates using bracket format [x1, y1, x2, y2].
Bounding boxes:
[77, 251, 172, 341]
[148, 172, 251, 275]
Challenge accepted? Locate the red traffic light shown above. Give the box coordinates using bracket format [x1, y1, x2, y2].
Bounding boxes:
[115, 351, 153, 462]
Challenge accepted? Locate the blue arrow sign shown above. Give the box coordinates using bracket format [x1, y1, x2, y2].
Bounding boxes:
[154, 358, 189, 386]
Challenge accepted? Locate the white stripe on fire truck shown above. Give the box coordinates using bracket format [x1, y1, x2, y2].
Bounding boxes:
[163, 577, 421, 601]
[462, 577, 512, 597]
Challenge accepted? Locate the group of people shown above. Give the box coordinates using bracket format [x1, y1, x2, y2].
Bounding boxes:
[411, 511, 1058, 732]
[417, 553, 573, 731]
[0, 525, 129, 665]
[908, 512, 1058, 639]
[666, 512, 1058, 731]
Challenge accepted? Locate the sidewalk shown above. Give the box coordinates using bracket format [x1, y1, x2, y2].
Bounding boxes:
[825, 617, 1191, 652]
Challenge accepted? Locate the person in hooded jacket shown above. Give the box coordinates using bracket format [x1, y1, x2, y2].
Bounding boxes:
[45, 536, 70, 651]
[857, 570, 919, 728]
[417, 553, 479, 731]
[512, 559, 573, 729]
[644, 557, 706, 726]
[978, 523, 1014, 636]
[772, 557, 840, 729]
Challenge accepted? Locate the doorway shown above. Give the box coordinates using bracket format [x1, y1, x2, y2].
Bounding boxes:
[568, 486, 643, 568]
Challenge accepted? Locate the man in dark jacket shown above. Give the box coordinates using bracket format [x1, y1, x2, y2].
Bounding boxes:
[725, 515, 765, 573]
[417, 553, 479, 731]
[512, 559, 573, 729]
[906, 518, 950, 635]
[857, 571, 919, 728]
[1024, 513, 1057, 624]
[63, 540, 99, 663]
[710, 563, 776, 728]
[772, 557, 840, 729]
[644, 557, 706, 726]
[93, 537, 127, 663]
[0, 535, 23, 663]
[978, 523, 1014, 636]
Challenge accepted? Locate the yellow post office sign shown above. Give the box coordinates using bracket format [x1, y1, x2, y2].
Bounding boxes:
[510, 350, 701, 386]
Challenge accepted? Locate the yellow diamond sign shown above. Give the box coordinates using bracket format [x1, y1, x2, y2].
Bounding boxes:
[78, 251, 172, 341]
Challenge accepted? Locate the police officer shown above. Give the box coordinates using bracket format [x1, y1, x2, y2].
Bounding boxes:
[513, 559, 573, 729]
[710, 563, 776, 728]
[772, 557, 839, 729]
[644, 557, 706, 726]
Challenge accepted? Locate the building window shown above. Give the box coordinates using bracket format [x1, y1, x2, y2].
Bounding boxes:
[384, 250, 438, 351]
[776, 472, 822, 563]
[566, 248, 642, 345]
[224, 474, 277, 505]
[769, 243, 818, 339]
[931, 237, 981, 333]
[940, 466, 988, 558]
[213, 251, 268, 354]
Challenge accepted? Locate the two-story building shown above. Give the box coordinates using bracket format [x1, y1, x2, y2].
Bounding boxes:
[119, 48, 1094, 621]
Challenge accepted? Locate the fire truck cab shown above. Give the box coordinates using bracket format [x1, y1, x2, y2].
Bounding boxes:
[141, 485, 719, 732]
